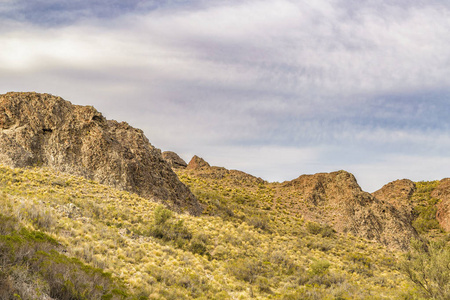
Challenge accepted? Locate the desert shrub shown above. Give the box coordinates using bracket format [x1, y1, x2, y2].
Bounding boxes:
[255, 276, 272, 293]
[0, 226, 129, 300]
[246, 214, 270, 231]
[189, 238, 207, 255]
[306, 221, 335, 237]
[307, 272, 346, 288]
[149, 206, 192, 247]
[346, 252, 371, 268]
[153, 205, 173, 225]
[412, 204, 441, 233]
[319, 225, 336, 238]
[227, 258, 267, 283]
[309, 260, 330, 276]
[31, 250, 128, 300]
[306, 239, 333, 252]
[269, 251, 299, 275]
[0, 214, 19, 235]
[0, 227, 58, 268]
[401, 238, 450, 299]
[0, 270, 16, 300]
[345, 252, 373, 277]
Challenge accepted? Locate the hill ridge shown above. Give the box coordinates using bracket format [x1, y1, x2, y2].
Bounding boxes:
[0, 92, 202, 215]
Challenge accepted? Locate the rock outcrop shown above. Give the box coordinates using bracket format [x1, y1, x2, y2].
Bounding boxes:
[279, 171, 419, 250]
[372, 179, 416, 221]
[185, 155, 264, 186]
[431, 178, 450, 231]
[187, 155, 210, 170]
[162, 151, 187, 169]
[0, 92, 202, 215]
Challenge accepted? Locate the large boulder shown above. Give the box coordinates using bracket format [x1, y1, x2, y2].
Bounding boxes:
[0, 92, 202, 215]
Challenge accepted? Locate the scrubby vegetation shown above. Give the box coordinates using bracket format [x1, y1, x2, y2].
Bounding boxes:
[0, 212, 130, 299]
[401, 238, 450, 299]
[410, 181, 443, 236]
[0, 164, 448, 299]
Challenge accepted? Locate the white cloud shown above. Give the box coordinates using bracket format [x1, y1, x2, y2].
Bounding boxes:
[2, 0, 450, 99]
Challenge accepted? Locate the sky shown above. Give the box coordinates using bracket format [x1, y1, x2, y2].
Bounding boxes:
[0, 0, 449, 192]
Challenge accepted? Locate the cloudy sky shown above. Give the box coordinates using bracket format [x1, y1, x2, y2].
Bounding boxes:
[1, 0, 449, 191]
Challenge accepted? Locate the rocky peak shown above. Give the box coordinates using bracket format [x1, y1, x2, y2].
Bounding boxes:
[372, 179, 416, 221]
[431, 178, 450, 231]
[279, 170, 419, 250]
[187, 155, 210, 170]
[162, 151, 188, 169]
[0, 92, 202, 215]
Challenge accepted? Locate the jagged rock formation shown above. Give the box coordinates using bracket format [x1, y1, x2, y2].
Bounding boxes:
[278, 171, 419, 250]
[187, 155, 210, 170]
[182, 158, 419, 250]
[0, 92, 202, 215]
[432, 178, 450, 231]
[185, 155, 264, 185]
[372, 179, 416, 221]
[162, 151, 187, 169]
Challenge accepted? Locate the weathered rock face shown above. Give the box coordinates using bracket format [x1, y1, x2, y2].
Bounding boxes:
[187, 155, 210, 170]
[162, 151, 187, 169]
[0, 92, 202, 215]
[279, 171, 419, 250]
[184, 156, 265, 186]
[431, 178, 450, 231]
[372, 179, 416, 221]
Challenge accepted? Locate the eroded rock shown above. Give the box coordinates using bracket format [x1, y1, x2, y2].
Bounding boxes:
[0, 92, 202, 215]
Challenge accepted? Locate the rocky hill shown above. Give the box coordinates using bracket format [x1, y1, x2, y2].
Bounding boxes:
[372, 179, 416, 221]
[0, 92, 448, 299]
[176, 157, 419, 250]
[276, 171, 419, 250]
[0, 92, 202, 215]
[373, 178, 450, 234]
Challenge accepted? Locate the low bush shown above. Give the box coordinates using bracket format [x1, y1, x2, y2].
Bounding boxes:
[149, 206, 193, 247]
[0, 214, 131, 300]
[401, 238, 450, 299]
[306, 222, 336, 237]
[227, 258, 267, 283]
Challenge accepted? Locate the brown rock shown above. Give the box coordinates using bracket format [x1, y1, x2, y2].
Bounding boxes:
[431, 178, 450, 231]
[187, 155, 210, 170]
[372, 179, 416, 221]
[0, 92, 202, 215]
[162, 151, 187, 169]
[279, 171, 419, 250]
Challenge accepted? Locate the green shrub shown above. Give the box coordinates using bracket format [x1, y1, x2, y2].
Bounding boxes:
[401, 238, 450, 299]
[189, 239, 207, 255]
[309, 260, 330, 276]
[149, 206, 192, 246]
[153, 205, 173, 225]
[255, 276, 272, 293]
[412, 204, 441, 233]
[227, 258, 266, 283]
[246, 214, 270, 231]
[0, 221, 130, 300]
[306, 222, 335, 237]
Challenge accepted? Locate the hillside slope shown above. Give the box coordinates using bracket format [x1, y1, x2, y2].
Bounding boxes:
[374, 178, 450, 236]
[179, 156, 419, 250]
[0, 92, 201, 215]
[0, 164, 416, 299]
